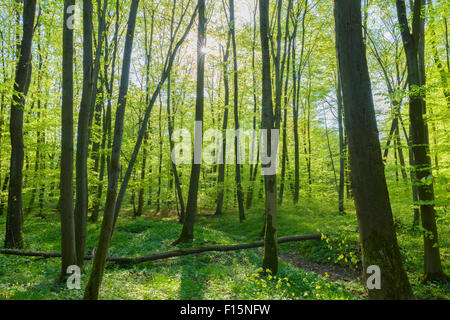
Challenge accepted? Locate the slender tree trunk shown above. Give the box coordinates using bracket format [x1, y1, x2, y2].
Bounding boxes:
[27, 42, 44, 216]
[111, 5, 199, 231]
[5, 0, 37, 249]
[215, 33, 231, 216]
[246, 5, 259, 210]
[90, 79, 104, 220]
[60, 0, 77, 282]
[157, 101, 163, 213]
[167, 74, 185, 222]
[337, 75, 345, 213]
[84, 0, 140, 300]
[259, 0, 278, 275]
[396, 0, 447, 282]
[88, 0, 108, 133]
[137, 8, 155, 218]
[0, 177, 9, 217]
[174, 0, 205, 244]
[229, 0, 245, 222]
[292, 2, 308, 204]
[279, 0, 293, 206]
[74, 0, 94, 267]
[335, 0, 414, 299]
[91, 0, 120, 223]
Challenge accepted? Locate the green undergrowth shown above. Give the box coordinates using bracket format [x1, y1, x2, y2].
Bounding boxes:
[0, 193, 448, 300]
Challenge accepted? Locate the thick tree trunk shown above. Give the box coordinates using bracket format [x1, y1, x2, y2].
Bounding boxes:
[5, 0, 37, 249]
[334, 0, 414, 299]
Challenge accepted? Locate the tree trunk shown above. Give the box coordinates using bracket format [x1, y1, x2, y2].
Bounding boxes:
[335, 0, 414, 299]
[59, 0, 77, 282]
[278, 0, 293, 206]
[229, 0, 245, 222]
[396, 0, 447, 282]
[246, 5, 259, 210]
[84, 0, 140, 300]
[167, 74, 185, 222]
[215, 32, 231, 216]
[136, 8, 155, 218]
[74, 0, 94, 267]
[337, 75, 345, 213]
[5, 0, 37, 249]
[259, 0, 278, 275]
[111, 4, 199, 231]
[87, 0, 108, 133]
[174, 0, 205, 244]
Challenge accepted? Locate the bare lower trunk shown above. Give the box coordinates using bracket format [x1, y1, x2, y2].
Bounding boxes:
[5, 0, 36, 249]
[84, 0, 140, 300]
[74, 0, 94, 267]
[259, 0, 278, 275]
[335, 0, 414, 299]
[175, 0, 205, 244]
[59, 0, 77, 282]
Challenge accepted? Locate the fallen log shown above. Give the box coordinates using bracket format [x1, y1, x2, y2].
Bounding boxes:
[0, 234, 322, 264]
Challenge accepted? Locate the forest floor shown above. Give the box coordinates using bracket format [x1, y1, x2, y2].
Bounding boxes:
[0, 193, 448, 300]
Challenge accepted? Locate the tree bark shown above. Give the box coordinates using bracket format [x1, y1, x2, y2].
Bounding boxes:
[337, 75, 345, 213]
[174, 0, 205, 244]
[5, 0, 37, 249]
[167, 73, 185, 222]
[259, 0, 278, 275]
[246, 4, 260, 210]
[74, 0, 94, 267]
[396, 0, 446, 282]
[215, 30, 231, 216]
[59, 0, 77, 282]
[84, 0, 140, 300]
[229, 0, 245, 222]
[334, 0, 414, 299]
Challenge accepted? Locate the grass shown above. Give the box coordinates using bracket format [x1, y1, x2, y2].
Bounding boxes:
[0, 190, 448, 300]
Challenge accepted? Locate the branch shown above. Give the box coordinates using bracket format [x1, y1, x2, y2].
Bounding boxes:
[0, 234, 322, 264]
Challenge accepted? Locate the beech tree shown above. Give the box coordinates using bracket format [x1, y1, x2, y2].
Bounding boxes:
[334, 0, 414, 299]
[74, 0, 94, 267]
[174, 0, 206, 244]
[60, 0, 77, 281]
[259, 0, 278, 275]
[396, 0, 447, 282]
[84, 0, 140, 300]
[5, 0, 37, 249]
